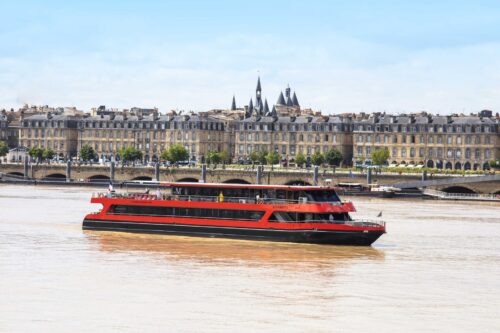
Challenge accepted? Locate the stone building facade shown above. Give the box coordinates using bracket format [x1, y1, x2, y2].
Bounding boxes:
[0, 110, 20, 148]
[78, 112, 227, 163]
[353, 111, 499, 170]
[19, 113, 80, 159]
[235, 115, 353, 165]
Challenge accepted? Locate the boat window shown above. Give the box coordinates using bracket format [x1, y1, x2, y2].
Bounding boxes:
[269, 211, 349, 223]
[302, 190, 340, 203]
[108, 205, 265, 221]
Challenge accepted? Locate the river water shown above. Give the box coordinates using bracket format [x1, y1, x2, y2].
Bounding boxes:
[0, 185, 499, 332]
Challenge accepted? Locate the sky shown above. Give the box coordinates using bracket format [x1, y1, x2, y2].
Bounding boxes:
[1, 0, 500, 114]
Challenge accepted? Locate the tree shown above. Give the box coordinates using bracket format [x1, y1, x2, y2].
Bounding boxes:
[42, 148, 55, 161]
[310, 151, 325, 166]
[265, 151, 279, 166]
[161, 144, 189, 164]
[324, 148, 343, 166]
[119, 146, 143, 164]
[295, 152, 306, 168]
[29, 147, 44, 163]
[249, 150, 267, 164]
[0, 141, 8, 159]
[249, 151, 260, 164]
[160, 149, 169, 162]
[371, 149, 390, 166]
[219, 150, 230, 164]
[489, 159, 500, 170]
[80, 144, 97, 162]
[257, 150, 268, 164]
[208, 150, 222, 165]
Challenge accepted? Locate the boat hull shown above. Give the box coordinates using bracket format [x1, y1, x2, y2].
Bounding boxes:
[82, 218, 384, 246]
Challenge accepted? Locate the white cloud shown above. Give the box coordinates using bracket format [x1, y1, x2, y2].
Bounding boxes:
[1, 34, 500, 115]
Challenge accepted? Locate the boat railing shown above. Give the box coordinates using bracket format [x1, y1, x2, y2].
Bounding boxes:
[423, 189, 500, 201]
[92, 192, 348, 205]
[347, 219, 386, 228]
[300, 219, 385, 228]
[283, 219, 385, 227]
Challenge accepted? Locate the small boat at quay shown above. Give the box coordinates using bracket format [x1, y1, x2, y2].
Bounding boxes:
[82, 182, 386, 246]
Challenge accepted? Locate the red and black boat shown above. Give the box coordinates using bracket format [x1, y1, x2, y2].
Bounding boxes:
[82, 182, 386, 246]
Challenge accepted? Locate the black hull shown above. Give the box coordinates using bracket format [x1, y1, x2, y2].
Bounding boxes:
[82, 219, 384, 246]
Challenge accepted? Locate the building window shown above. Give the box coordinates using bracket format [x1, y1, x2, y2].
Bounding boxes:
[392, 148, 397, 157]
[401, 148, 407, 157]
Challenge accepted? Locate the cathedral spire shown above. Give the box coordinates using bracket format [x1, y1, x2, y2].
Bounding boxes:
[276, 91, 286, 105]
[264, 99, 269, 114]
[248, 98, 254, 115]
[256, 76, 262, 94]
[271, 105, 277, 118]
[231, 95, 237, 110]
[292, 92, 299, 107]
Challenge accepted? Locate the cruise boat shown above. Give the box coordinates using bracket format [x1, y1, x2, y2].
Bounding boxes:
[82, 182, 386, 246]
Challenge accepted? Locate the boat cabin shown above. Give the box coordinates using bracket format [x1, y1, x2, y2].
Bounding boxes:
[163, 182, 341, 204]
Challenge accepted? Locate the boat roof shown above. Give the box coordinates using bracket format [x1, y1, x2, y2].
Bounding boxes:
[157, 182, 332, 191]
